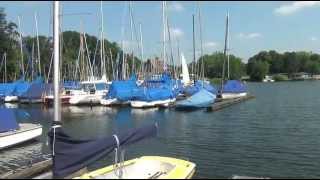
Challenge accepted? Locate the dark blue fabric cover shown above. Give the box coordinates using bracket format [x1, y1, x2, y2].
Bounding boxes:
[221, 80, 247, 93]
[48, 123, 158, 178]
[0, 108, 19, 133]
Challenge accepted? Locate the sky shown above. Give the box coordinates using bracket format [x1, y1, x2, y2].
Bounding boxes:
[1, 1, 320, 63]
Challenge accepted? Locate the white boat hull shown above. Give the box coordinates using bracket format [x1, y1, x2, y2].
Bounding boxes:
[4, 96, 19, 102]
[0, 123, 42, 150]
[221, 92, 247, 100]
[69, 94, 105, 105]
[100, 98, 129, 106]
[131, 98, 176, 108]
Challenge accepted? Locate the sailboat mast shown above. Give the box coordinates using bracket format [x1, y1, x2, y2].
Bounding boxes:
[129, 1, 135, 75]
[226, 12, 230, 79]
[139, 23, 144, 79]
[100, 1, 106, 79]
[166, 18, 175, 78]
[53, 1, 61, 123]
[18, 16, 25, 79]
[35, 12, 41, 77]
[221, 12, 229, 94]
[192, 14, 196, 83]
[198, 3, 204, 82]
[162, 1, 167, 72]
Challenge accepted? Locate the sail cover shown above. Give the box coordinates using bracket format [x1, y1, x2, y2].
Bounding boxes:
[48, 123, 158, 178]
[176, 89, 216, 108]
[184, 80, 217, 96]
[0, 108, 19, 133]
[222, 80, 247, 93]
[107, 75, 138, 101]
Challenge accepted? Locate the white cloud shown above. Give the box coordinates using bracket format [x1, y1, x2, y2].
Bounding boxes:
[274, 1, 320, 16]
[238, 33, 262, 39]
[310, 37, 318, 41]
[167, 2, 184, 12]
[170, 27, 184, 38]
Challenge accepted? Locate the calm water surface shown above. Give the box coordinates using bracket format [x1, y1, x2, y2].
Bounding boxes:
[2, 81, 320, 178]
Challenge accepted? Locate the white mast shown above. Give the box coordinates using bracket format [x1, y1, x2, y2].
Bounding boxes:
[53, 1, 61, 123]
[100, 1, 106, 80]
[226, 12, 230, 79]
[17, 16, 24, 79]
[139, 23, 144, 78]
[35, 12, 41, 77]
[162, 1, 167, 72]
[129, 1, 135, 75]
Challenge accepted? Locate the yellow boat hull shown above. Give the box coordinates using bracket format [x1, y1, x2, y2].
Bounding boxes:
[74, 156, 196, 179]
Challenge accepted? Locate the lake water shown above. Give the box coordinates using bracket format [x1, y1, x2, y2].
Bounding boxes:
[1, 81, 320, 178]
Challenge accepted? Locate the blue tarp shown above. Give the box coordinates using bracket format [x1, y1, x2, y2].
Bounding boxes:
[184, 80, 217, 96]
[0, 108, 19, 133]
[19, 76, 45, 100]
[0, 78, 28, 97]
[132, 73, 180, 102]
[48, 123, 158, 178]
[107, 76, 138, 101]
[13, 82, 30, 96]
[176, 89, 216, 109]
[221, 80, 247, 93]
[133, 86, 175, 102]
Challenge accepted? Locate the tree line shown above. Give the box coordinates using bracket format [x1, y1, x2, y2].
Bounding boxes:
[247, 50, 320, 81]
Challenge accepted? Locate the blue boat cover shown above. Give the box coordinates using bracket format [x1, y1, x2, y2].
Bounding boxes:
[0, 78, 29, 97]
[48, 123, 158, 178]
[184, 80, 217, 96]
[221, 80, 247, 93]
[176, 89, 216, 108]
[0, 108, 19, 133]
[133, 86, 175, 102]
[107, 76, 138, 101]
[132, 73, 182, 102]
[13, 82, 30, 96]
[19, 77, 46, 99]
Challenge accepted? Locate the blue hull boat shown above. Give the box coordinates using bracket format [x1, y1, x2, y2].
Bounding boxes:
[175, 89, 216, 109]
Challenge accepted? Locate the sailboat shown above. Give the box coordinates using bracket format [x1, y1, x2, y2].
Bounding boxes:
[175, 9, 217, 109]
[219, 13, 247, 100]
[101, 2, 139, 107]
[130, 2, 179, 108]
[0, 108, 42, 150]
[68, 20, 110, 105]
[45, 2, 196, 179]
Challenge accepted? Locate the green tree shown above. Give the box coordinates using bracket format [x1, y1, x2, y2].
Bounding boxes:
[248, 60, 269, 81]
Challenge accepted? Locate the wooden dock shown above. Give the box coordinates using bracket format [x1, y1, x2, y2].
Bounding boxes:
[207, 94, 255, 112]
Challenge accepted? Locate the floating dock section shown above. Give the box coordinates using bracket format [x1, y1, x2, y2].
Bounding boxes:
[208, 94, 255, 111]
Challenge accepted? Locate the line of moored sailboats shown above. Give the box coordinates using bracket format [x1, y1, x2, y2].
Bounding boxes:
[0, 2, 250, 179]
